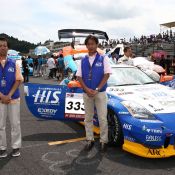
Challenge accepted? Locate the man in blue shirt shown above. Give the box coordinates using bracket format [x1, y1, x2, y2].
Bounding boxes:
[57, 54, 65, 80]
[76, 35, 112, 153]
[0, 37, 23, 158]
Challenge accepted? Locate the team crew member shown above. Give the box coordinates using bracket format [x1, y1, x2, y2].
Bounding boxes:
[118, 46, 133, 65]
[76, 35, 112, 152]
[0, 37, 23, 158]
[47, 55, 56, 79]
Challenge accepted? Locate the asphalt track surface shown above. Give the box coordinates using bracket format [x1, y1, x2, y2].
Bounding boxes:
[0, 77, 175, 175]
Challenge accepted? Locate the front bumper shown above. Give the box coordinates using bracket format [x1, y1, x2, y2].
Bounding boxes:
[123, 140, 175, 158]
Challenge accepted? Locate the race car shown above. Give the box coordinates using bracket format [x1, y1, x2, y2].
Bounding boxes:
[24, 64, 175, 158]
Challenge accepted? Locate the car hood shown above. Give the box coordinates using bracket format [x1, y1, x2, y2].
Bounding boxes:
[107, 84, 175, 114]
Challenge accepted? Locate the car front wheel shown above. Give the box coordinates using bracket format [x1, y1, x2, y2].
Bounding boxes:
[107, 110, 123, 146]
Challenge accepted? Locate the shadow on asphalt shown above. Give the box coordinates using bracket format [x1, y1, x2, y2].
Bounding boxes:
[0, 155, 13, 170]
[57, 142, 105, 175]
[22, 132, 86, 142]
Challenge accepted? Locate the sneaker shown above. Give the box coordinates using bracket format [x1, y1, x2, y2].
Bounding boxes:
[0, 150, 7, 158]
[12, 148, 20, 157]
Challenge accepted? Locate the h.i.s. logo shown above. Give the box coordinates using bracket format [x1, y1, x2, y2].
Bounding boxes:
[33, 89, 61, 104]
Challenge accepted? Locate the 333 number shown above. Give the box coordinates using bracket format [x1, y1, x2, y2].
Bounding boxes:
[66, 101, 84, 111]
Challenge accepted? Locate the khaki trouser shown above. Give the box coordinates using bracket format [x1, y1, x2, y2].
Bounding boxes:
[0, 102, 21, 150]
[83, 92, 108, 143]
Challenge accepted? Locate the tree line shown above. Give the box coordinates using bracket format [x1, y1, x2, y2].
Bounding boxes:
[0, 33, 37, 54]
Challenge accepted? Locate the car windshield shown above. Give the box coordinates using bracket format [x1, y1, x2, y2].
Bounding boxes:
[108, 67, 156, 86]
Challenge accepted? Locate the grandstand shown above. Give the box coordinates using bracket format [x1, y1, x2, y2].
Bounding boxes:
[131, 21, 175, 57]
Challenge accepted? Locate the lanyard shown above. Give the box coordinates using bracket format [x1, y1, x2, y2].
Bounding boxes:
[0, 73, 6, 87]
[0, 60, 8, 79]
[0, 61, 8, 87]
[88, 66, 92, 80]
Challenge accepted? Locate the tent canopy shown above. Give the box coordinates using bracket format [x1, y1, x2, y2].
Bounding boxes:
[160, 21, 175, 28]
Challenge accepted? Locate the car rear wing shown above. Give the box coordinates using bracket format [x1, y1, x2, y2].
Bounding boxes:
[58, 29, 109, 41]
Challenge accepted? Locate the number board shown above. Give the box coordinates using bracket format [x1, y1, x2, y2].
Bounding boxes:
[65, 93, 85, 120]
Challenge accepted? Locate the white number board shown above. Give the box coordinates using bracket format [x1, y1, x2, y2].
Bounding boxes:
[65, 93, 85, 119]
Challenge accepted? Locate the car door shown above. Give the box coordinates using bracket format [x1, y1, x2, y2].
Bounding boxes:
[24, 83, 85, 121]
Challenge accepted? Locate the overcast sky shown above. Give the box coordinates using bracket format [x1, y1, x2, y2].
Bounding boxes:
[0, 0, 174, 44]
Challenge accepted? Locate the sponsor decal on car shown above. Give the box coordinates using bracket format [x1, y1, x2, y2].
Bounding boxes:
[135, 87, 159, 92]
[147, 149, 161, 156]
[108, 88, 124, 92]
[142, 125, 162, 134]
[152, 92, 168, 98]
[124, 136, 135, 142]
[33, 89, 61, 105]
[148, 104, 164, 112]
[123, 123, 132, 131]
[140, 119, 163, 123]
[38, 108, 57, 116]
[117, 92, 133, 96]
[146, 135, 161, 142]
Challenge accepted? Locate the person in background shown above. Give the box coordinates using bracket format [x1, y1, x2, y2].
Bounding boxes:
[57, 54, 65, 80]
[33, 57, 38, 76]
[37, 55, 43, 76]
[172, 55, 175, 75]
[47, 55, 56, 79]
[76, 35, 112, 153]
[22, 57, 29, 82]
[0, 37, 23, 158]
[41, 55, 47, 77]
[27, 56, 33, 68]
[111, 52, 118, 64]
[53, 56, 58, 78]
[147, 53, 152, 61]
[159, 55, 166, 69]
[165, 55, 171, 75]
[118, 47, 133, 65]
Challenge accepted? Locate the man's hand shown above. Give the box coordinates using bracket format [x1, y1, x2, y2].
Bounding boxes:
[85, 87, 98, 97]
[77, 77, 98, 97]
[1, 95, 11, 104]
[84, 87, 94, 97]
[90, 90, 98, 97]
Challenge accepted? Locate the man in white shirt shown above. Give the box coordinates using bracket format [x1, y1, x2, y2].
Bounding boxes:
[47, 55, 56, 78]
[118, 47, 133, 65]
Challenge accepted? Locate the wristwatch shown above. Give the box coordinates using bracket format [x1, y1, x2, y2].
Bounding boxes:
[95, 87, 100, 92]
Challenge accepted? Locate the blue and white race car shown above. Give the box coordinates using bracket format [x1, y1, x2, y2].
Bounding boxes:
[24, 63, 175, 158]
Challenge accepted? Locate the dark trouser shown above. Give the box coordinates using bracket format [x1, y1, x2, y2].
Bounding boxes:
[49, 68, 54, 78]
[23, 71, 29, 82]
[60, 67, 64, 79]
[53, 68, 57, 78]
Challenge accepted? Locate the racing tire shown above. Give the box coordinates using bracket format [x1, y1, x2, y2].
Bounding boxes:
[107, 110, 124, 147]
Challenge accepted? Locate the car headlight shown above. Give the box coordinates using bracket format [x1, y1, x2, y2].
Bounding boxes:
[121, 101, 155, 119]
